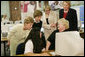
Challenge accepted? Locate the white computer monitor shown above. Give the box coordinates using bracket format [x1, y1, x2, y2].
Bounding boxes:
[55, 31, 84, 56]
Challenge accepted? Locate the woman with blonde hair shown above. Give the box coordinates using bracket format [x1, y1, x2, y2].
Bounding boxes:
[46, 18, 69, 51]
[42, 6, 58, 40]
[8, 16, 34, 56]
[59, 1, 78, 31]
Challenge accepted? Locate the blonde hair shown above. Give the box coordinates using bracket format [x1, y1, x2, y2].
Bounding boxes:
[44, 6, 51, 12]
[58, 18, 69, 29]
[24, 16, 34, 24]
[63, 1, 71, 7]
[33, 10, 43, 18]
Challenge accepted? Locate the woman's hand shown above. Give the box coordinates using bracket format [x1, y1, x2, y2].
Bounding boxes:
[46, 41, 51, 51]
[7, 40, 10, 46]
[42, 48, 46, 51]
[41, 53, 50, 56]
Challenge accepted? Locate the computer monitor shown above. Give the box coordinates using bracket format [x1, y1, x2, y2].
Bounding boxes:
[55, 31, 84, 56]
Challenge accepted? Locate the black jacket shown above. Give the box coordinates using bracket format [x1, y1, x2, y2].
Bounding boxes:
[59, 8, 78, 31]
[47, 29, 70, 50]
[32, 21, 42, 29]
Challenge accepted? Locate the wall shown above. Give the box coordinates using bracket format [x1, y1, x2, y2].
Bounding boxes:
[71, 1, 84, 28]
[71, 1, 84, 6]
[1, 1, 10, 20]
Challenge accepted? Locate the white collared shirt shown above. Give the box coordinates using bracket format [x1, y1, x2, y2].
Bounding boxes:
[24, 40, 33, 54]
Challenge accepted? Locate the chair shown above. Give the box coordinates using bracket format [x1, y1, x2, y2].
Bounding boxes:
[16, 43, 25, 55]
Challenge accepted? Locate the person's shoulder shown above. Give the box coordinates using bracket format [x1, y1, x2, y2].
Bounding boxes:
[14, 24, 23, 26]
[18, 24, 24, 27]
[56, 30, 59, 32]
[59, 9, 64, 12]
[53, 30, 59, 33]
[60, 9, 64, 11]
[40, 20, 42, 23]
[40, 21, 43, 24]
[13, 24, 23, 29]
[69, 8, 76, 12]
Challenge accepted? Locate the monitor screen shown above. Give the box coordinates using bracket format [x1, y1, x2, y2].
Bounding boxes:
[55, 31, 84, 56]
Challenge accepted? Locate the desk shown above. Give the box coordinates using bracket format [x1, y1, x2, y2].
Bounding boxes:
[1, 37, 8, 41]
[1, 37, 8, 56]
[15, 50, 59, 56]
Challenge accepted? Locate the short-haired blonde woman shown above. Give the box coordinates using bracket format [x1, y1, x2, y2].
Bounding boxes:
[46, 18, 69, 51]
[41, 6, 58, 40]
[7, 16, 34, 56]
[59, 1, 78, 31]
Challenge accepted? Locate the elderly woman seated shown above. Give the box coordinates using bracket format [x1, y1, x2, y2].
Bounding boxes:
[46, 18, 69, 51]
